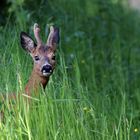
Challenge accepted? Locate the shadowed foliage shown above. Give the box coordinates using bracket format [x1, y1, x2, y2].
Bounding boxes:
[0, 0, 140, 139]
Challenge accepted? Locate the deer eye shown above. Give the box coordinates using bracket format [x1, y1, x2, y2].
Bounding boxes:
[52, 55, 56, 60]
[34, 56, 40, 61]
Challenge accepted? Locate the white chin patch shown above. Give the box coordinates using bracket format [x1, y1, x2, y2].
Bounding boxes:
[43, 72, 50, 76]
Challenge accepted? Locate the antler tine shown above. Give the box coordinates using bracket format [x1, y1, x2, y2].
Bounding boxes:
[46, 26, 59, 48]
[33, 23, 42, 45]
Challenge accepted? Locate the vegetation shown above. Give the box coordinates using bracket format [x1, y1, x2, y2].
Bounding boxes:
[0, 0, 140, 139]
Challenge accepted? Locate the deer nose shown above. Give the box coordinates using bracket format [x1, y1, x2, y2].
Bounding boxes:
[41, 65, 52, 74]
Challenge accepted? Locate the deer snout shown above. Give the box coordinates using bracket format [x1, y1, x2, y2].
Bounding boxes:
[41, 64, 53, 76]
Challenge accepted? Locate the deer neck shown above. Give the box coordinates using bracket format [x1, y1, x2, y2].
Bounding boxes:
[25, 68, 49, 97]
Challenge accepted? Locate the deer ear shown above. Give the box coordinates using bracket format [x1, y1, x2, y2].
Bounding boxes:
[20, 32, 37, 53]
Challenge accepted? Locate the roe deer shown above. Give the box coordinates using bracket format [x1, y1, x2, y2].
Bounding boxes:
[1, 23, 60, 101]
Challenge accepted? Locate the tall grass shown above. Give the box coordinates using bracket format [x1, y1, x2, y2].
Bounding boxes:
[0, 0, 140, 139]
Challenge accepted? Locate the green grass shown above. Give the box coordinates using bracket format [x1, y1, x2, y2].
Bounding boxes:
[0, 0, 140, 139]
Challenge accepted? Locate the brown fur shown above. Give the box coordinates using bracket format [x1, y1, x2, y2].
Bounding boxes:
[0, 23, 59, 102]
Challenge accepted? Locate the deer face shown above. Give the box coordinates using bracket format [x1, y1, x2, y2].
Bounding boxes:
[20, 24, 59, 77]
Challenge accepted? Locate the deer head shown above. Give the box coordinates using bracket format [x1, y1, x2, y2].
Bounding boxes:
[20, 23, 59, 78]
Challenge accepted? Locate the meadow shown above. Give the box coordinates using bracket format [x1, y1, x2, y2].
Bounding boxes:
[0, 0, 140, 139]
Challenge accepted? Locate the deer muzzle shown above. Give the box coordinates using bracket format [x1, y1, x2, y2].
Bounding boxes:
[41, 64, 53, 76]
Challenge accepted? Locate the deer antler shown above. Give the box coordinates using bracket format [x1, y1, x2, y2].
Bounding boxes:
[34, 23, 42, 45]
[46, 26, 59, 48]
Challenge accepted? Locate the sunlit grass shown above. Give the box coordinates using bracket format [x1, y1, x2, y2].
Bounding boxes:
[0, 0, 140, 139]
